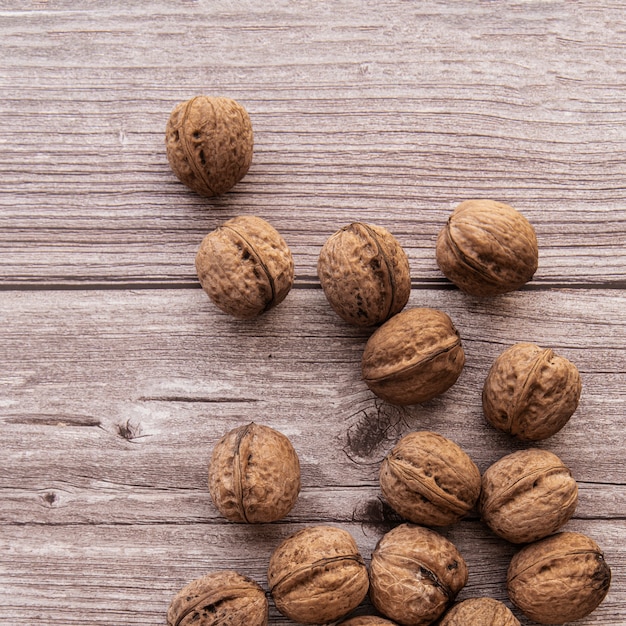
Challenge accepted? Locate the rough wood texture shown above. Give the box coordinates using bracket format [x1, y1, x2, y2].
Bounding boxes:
[1, 2, 625, 625]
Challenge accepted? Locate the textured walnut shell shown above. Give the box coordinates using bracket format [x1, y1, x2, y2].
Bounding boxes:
[317, 222, 411, 326]
[436, 200, 538, 296]
[166, 570, 268, 626]
[380, 431, 481, 526]
[268, 525, 369, 624]
[439, 597, 520, 625]
[507, 532, 611, 624]
[369, 523, 468, 626]
[208, 422, 300, 523]
[361, 308, 465, 405]
[480, 448, 578, 544]
[165, 95, 253, 197]
[196, 216, 294, 319]
[338, 617, 398, 625]
[482, 342, 582, 441]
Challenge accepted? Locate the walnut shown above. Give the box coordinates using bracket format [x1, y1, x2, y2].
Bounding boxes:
[482, 342, 582, 441]
[361, 308, 465, 405]
[166, 570, 268, 626]
[338, 617, 398, 625]
[436, 200, 538, 296]
[208, 422, 300, 523]
[369, 523, 468, 626]
[380, 431, 481, 526]
[480, 448, 578, 544]
[267, 525, 369, 624]
[439, 597, 520, 625]
[317, 222, 411, 326]
[507, 532, 611, 624]
[165, 95, 253, 197]
[195, 215, 294, 319]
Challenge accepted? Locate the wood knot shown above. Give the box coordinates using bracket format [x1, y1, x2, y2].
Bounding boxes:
[42, 492, 57, 506]
[117, 419, 143, 442]
[343, 400, 407, 463]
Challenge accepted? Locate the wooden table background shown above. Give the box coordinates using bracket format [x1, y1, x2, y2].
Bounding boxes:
[1, 2, 625, 625]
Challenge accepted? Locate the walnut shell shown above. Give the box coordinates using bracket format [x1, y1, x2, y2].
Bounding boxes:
[436, 200, 538, 296]
[317, 222, 411, 327]
[507, 532, 611, 624]
[361, 308, 465, 405]
[338, 617, 398, 625]
[482, 342, 582, 441]
[439, 597, 520, 625]
[166, 570, 268, 626]
[208, 422, 300, 523]
[369, 523, 468, 626]
[268, 525, 369, 624]
[195, 215, 294, 319]
[480, 448, 578, 544]
[380, 431, 481, 526]
[165, 95, 253, 197]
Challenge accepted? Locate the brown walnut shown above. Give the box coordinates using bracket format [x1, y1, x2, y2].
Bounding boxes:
[436, 199, 538, 296]
[480, 448, 578, 544]
[361, 307, 465, 405]
[317, 222, 411, 326]
[439, 597, 520, 626]
[208, 422, 300, 523]
[507, 532, 611, 624]
[482, 342, 582, 441]
[166, 570, 268, 626]
[195, 215, 294, 319]
[267, 525, 369, 624]
[369, 523, 468, 626]
[380, 431, 481, 526]
[338, 617, 398, 625]
[165, 95, 253, 197]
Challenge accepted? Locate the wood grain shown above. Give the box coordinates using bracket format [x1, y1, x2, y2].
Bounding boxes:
[1, 520, 624, 626]
[0, 1, 625, 286]
[1, 2, 625, 625]
[1, 288, 625, 624]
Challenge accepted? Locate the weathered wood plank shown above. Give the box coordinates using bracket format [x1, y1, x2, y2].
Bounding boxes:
[1, 289, 624, 515]
[1, 288, 624, 625]
[0, 1, 625, 285]
[1, 479, 624, 529]
[1, 520, 623, 625]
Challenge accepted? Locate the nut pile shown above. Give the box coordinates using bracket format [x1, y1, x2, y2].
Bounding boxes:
[164, 97, 611, 625]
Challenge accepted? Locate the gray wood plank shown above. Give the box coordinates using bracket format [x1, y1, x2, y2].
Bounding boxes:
[1, 288, 624, 623]
[1, 1, 625, 285]
[1, 520, 623, 625]
[1, 288, 624, 485]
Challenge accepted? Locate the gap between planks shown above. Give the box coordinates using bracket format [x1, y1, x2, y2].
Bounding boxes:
[1, 279, 626, 291]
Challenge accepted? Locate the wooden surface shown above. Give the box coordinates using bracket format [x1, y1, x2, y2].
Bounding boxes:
[1, 2, 625, 625]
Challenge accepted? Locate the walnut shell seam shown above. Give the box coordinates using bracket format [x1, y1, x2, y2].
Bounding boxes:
[358, 222, 400, 322]
[268, 553, 366, 594]
[170, 584, 259, 626]
[481, 463, 573, 512]
[363, 338, 461, 385]
[177, 97, 217, 195]
[384, 456, 472, 516]
[220, 224, 277, 313]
